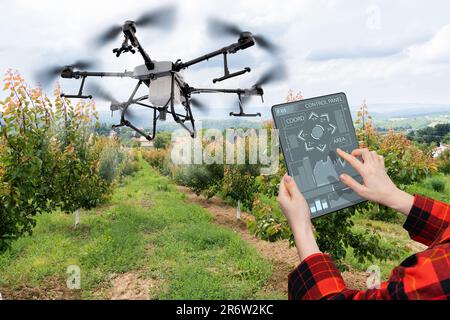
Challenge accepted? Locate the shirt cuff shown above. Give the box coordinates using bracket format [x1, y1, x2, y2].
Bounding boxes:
[288, 253, 346, 300]
[403, 194, 434, 246]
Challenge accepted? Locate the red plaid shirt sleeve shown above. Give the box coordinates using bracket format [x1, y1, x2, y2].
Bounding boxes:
[288, 195, 450, 300]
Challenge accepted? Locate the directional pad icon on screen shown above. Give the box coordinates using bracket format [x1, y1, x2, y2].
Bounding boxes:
[297, 112, 337, 152]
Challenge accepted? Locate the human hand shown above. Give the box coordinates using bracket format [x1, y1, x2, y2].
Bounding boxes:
[277, 174, 320, 261]
[336, 148, 413, 215]
[277, 174, 312, 231]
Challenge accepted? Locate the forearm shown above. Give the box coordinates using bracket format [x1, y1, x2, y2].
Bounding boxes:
[383, 188, 414, 216]
[292, 224, 321, 262]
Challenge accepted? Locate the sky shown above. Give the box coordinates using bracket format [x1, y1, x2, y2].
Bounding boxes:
[1, 0, 450, 116]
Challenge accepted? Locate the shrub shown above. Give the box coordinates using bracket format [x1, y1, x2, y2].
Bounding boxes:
[121, 159, 140, 177]
[142, 148, 169, 173]
[98, 139, 126, 183]
[430, 178, 445, 192]
[153, 131, 171, 149]
[248, 194, 291, 242]
[222, 165, 259, 210]
[173, 164, 224, 199]
[437, 149, 450, 175]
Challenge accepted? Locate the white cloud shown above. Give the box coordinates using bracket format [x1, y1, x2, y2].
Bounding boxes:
[1, 0, 450, 110]
[408, 25, 450, 63]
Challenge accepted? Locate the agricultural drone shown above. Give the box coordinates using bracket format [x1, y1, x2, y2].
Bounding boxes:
[39, 6, 286, 140]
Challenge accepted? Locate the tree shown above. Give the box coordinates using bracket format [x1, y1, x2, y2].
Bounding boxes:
[153, 131, 171, 149]
[0, 71, 114, 251]
[408, 123, 450, 144]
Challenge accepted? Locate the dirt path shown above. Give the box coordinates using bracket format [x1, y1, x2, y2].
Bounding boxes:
[178, 186, 368, 296]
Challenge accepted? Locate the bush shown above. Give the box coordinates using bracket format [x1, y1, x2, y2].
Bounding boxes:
[430, 178, 445, 192]
[98, 138, 126, 183]
[437, 149, 450, 175]
[173, 164, 224, 199]
[121, 159, 140, 177]
[248, 194, 291, 242]
[222, 165, 259, 210]
[366, 203, 400, 222]
[153, 131, 171, 149]
[142, 148, 169, 173]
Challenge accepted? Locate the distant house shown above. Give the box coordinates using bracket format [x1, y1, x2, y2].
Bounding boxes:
[432, 143, 450, 158]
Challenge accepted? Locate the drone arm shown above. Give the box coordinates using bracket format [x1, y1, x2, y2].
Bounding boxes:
[189, 88, 247, 95]
[174, 36, 255, 71]
[63, 70, 135, 79]
[189, 87, 263, 118]
[122, 24, 154, 70]
[175, 47, 229, 70]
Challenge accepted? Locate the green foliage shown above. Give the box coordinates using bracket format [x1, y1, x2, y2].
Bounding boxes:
[153, 131, 171, 149]
[313, 205, 391, 270]
[121, 158, 141, 177]
[437, 149, 450, 175]
[0, 162, 272, 299]
[430, 178, 445, 192]
[0, 71, 123, 252]
[408, 123, 450, 144]
[173, 163, 224, 199]
[141, 148, 169, 174]
[222, 165, 259, 210]
[407, 174, 450, 203]
[248, 194, 291, 242]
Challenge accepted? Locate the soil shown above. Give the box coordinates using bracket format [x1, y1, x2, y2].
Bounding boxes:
[177, 186, 368, 296]
[0, 276, 81, 300]
[95, 270, 164, 300]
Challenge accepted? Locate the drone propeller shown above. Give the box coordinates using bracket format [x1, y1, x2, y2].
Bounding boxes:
[208, 18, 278, 54]
[95, 5, 177, 47]
[36, 60, 96, 85]
[254, 63, 287, 87]
[87, 83, 139, 121]
[87, 83, 119, 104]
[190, 97, 207, 110]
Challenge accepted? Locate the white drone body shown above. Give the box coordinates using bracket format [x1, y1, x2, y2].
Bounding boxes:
[133, 61, 183, 107]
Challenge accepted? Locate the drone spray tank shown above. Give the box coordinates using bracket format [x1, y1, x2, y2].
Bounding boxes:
[133, 61, 182, 121]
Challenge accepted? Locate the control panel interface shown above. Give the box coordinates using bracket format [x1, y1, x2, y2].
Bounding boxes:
[272, 93, 365, 218]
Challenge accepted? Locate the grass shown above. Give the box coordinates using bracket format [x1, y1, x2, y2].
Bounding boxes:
[407, 173, 450, 203]
[0, 159, 273, 299]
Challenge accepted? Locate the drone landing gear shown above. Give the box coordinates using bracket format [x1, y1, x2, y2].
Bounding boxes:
[229, 111, 261, 117]
[229, 93, 261, 117]
[213, 52, 251, 83]
[112, 107, 158, 141]
[60, 74, 92, 99]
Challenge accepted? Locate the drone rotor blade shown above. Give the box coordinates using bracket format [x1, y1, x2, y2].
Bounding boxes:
[253, 35, 278, 54]
[135, 5, 177, 29]
[255, 64, 287, 87]
[240, 95, 251, 106]
[37, 66, 64, 84]
[208, 18, 242, 37]
[95, 25, 122, 46]
[71, 60, 95, 70]
[190, 97, 207, 110]
[124, 106, 141, 123]
[87, 83, 118, 104]
[36, 59, 96, 85]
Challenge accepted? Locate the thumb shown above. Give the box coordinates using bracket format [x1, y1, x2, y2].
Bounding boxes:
[284, 175, 302, 198]
[340, 174, 366, 196]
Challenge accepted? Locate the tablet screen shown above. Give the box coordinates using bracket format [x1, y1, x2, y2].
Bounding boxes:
[272, 93, 365, 218]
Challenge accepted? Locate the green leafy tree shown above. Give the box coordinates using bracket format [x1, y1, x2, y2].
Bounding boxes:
[153, 131, 171, 149]
[0, 71, 115, 250]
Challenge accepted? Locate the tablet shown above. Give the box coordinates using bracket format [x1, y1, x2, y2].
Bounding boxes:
[272, 92, 365, 218]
